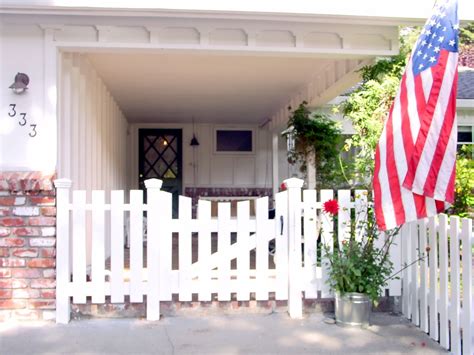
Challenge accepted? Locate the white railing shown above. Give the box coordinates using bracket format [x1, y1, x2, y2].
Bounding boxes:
[401, 215, 473, 355]
[54, 178, 473, 354]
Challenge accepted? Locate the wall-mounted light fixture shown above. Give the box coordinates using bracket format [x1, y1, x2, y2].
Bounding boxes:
[9, 73, 29, 94]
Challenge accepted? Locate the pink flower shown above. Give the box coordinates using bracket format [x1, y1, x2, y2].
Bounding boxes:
[323, 199, 339, 216]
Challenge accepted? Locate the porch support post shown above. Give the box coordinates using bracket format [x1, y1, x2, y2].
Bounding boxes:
[284, 177, 304, 319]
[272, 133, 280, 200]
[54, 178, 72, 324]
[145, 178, 163, 321]
[306, 150, 316, 190]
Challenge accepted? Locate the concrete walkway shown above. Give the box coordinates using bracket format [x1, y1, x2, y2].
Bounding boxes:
[0, 313, 446, 354]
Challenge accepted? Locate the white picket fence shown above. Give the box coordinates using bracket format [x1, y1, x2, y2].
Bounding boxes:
[400, 215, 473, 355]
[54, 177, 473, 354]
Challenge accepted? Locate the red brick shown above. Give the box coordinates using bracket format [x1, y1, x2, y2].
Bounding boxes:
[1, 279, 29, 289]
[28, 217, 55, 226]
[0, 208, 10, 217]
[0, 227, 10, 237]
[31, 279, 55, 288]
[12, 288, 40, 299]
[0, 248, 9, 257]
[11, 268, 41, 278]
[13, 227, 40, 236]
[13, 309, 40, 320]
[0, 217, 24, 227]
[0, 289, 12, 298]
[40, 207, 56, 216]
[29, 300, 55, 309]
[40, 248, 55, 258]
[0, 258, 26, 267]
[29, 196, 55, 206]
[0, 299, 26, 309]
[27, 258, 55, 268]
[42, 268, 56, 278]
[40, 289, 55, 299]
[0, 237, 25, 247]
[0, 197, 16, 206]
[0, 268, 12, 278]
[12, 248, 38, 258]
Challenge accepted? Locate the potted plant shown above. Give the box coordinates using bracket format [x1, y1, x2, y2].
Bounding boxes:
[321, 198, 400, 327]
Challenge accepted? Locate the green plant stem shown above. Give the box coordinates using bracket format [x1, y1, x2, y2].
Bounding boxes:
[383, 254, 426, 283]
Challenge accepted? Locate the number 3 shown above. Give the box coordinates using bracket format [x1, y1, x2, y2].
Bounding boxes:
[8, 104, 16, 117]
[19, 113, 27, 126]
[29, 124, 37, 138]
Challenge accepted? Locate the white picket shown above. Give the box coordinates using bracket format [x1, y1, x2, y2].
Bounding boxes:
[448, 216, 460, 355]
[354, 190, 367, 242]
[72, 190, 87, 304]
[129, 190, 143, 303]
[179, 196, 192, 302]
[438, 214, 449, 349]
[237, 200, 250, 301]
[256, 197, 269, 300]
[218, 202, 231, 301]
[274, 191, 288, 300]
[198, 200, 212, 301]
[401, 224, 410, 318]
[428, 216, 439, 341]
[418, 218, 429, 333]
[337, 190, 351, 246]
[320, 190, 334, 298]
[91, 190, 105, 303]
[303, 190, 318, 299]
[409, 221, 419, 325]
[461, 218, 473, 355]
[158, 191, 173, 301]
[110, 190, 125, 303]
[146, 180, 161, 320]
[388, 228, 402, 297]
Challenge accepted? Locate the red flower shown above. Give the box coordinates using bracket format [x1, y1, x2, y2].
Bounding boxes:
[323, 199, 339, 216]
[280, 182, 287, 191]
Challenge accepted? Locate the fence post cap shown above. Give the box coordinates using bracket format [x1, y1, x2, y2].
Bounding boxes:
[283, 177, 304, 188]
[144, 178, 163, 189]
[54, 179, 72, 189]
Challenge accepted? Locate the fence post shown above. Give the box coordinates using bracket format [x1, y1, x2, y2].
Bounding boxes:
[145, 178, 162, 321]
[284, 177, 304, 319]
[54, 178, 72, 324]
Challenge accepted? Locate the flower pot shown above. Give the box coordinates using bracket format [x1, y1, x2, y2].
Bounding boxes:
[335, 292, 371, 327]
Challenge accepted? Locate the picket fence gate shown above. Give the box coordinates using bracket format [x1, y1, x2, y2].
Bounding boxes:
[54, 178, 473, 354]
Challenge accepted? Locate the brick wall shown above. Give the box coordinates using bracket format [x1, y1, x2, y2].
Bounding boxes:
[0, 172, 56, 321]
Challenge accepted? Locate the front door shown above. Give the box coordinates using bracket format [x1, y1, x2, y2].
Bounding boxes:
[138, 129, 182, 217]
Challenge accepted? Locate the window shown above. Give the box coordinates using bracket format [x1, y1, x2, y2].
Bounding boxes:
[215, 129, 253, 153]
[457, 125, 474, 158]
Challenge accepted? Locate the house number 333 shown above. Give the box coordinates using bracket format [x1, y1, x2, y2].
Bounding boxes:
[8, 104, 37, 137]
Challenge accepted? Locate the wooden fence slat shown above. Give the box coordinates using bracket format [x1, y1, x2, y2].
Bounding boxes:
[256, 197, 269, 300]
[419, 218, 429, 333]
[129, 190, 143, 303]
[438, 214, 449, 349]
[237, 201, 250, 301]
[274, 191, 288, 300]
[158, 191, 173, 301]
[388, 226, 402, 297]
[218, 202, 231, 301]
[320, 190, 334, 298]
[337, 190, 351, 247]
[410, 221, 419, 326]
[428, 216, 439, 341]
[461, 218, 473, 355]
[91, 190, 105, 304]
[448, 216, 460, 355]
[110, 190, 124, 303]
[303, 190, 318, 299]
[354, 190, 367, 242]
[72, 190, 87, 304]
[401, 223, 410, 318]
[179, 196, 192, 301]
[198, 200, 212, 301]
[146, 180, 161, 320]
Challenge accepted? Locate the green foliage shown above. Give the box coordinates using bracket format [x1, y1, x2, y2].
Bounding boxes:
[323, 207, 399, 303]
[450, 146, 474, 217]
[460, 23, 474, 46]
[283, 102, 344, 188]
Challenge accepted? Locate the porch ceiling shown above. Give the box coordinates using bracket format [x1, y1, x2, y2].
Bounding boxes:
[86, 52, 335, 124]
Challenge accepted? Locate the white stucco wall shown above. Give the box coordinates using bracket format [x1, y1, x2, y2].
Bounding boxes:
[0, 24, 57, 173]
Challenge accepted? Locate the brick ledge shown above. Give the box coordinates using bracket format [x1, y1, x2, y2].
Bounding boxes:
[0, 172, 56, 193]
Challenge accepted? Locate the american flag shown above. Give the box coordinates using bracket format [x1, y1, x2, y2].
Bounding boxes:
[373, 0, 459, 231]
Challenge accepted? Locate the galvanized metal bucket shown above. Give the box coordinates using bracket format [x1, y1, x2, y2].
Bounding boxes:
[335, 292, 371, 327]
